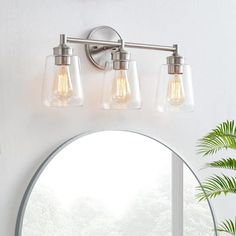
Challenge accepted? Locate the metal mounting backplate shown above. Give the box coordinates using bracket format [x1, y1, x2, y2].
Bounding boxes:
[85, 26, 122, 70]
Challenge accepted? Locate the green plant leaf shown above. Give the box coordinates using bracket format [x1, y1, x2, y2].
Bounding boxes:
[196, 174, 236, 201]
[197, 120, 236, 156]
[207, 158, 236, 170]
[217, 218, 236, 235]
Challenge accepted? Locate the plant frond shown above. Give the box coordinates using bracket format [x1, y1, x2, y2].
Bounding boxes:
[217, 218, 236, 235]
[207, 158, 236, 170]
[197, 120, 236, 156]
[196, 174, 236, 201]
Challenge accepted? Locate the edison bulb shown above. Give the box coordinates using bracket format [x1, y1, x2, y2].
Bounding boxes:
[112, 70, 131, 103]
[167, 74, 185, 106]
[53, 66, 73, 102]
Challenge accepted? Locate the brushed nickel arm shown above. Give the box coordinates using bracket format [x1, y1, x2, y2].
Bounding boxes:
[66, 36, 176, 52]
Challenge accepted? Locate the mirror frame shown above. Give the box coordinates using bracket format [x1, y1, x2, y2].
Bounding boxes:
[15, 130, 218, 236]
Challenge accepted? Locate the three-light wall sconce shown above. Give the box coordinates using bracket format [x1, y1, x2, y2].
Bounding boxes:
[42, 26, 194, 112]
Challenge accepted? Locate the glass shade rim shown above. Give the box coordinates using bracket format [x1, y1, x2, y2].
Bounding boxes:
[102, 103, 142, 110]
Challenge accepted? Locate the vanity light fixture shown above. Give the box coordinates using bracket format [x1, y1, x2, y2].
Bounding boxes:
[42, 34, 83, 107]
[42, 26, 194, 111]
[156, 47, 194, 112]
[102, 39, 141, 109]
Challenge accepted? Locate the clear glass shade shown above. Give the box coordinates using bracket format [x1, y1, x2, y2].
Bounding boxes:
[102, 61, 141, 109]
[156, 64, 194, 112]
[42, 55, 83, 107]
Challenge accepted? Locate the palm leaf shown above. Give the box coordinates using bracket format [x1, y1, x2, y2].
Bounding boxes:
[207, 158, 236, 170]
[196, 174, 236, 201]
[197, 120, 236, 156]
[217, 218, 236, 235]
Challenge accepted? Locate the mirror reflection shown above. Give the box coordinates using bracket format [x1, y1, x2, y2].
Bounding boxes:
[19, 131, 215, 236]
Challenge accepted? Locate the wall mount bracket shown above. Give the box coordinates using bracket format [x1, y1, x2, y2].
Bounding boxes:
[85, 26, 122, 70]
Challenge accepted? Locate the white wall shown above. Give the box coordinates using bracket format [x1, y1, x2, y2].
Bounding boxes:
[0, 0, 235, 235]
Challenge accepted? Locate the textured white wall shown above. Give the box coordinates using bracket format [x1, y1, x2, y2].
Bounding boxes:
[0, 0, 235, 235]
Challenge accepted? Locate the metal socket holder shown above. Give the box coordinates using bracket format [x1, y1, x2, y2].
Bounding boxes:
[112, 42, 130, 70]
[53, 34, 73, 65]
[167, 54, 184, 75]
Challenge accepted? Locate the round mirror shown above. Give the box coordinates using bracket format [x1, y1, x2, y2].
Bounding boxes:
[16, 131, 217, 236]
